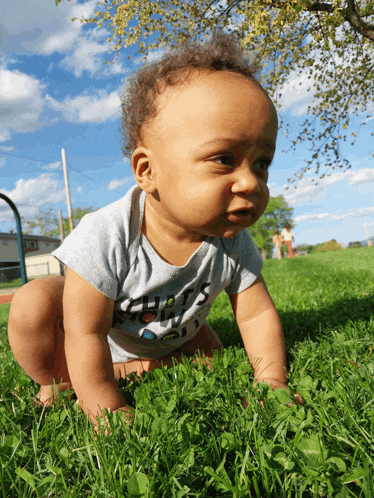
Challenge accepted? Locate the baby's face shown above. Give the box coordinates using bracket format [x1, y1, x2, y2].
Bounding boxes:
[138, 69, 277, 240]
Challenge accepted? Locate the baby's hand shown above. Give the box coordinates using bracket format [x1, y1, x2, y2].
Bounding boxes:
[93, 406, 134, 437]
[75, 399, 134, 434]
[242, 378, 304, 408]
[115, 405, 135, 424]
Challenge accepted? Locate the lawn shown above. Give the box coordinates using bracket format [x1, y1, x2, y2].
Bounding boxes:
[0, 247, 373, 497]
[0, 277, 25, 289]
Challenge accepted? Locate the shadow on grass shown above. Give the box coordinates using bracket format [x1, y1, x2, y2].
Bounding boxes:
[208, 292, 374, 354]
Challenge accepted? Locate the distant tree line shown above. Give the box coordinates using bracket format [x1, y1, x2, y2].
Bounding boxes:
[295, 239, 365, 255]
[19, 207, 97, 238]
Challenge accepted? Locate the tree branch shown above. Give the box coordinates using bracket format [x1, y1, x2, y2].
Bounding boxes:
[345, 0, 374, 41]
[269, 0, 374, 42]
[270, 1, 333, 13]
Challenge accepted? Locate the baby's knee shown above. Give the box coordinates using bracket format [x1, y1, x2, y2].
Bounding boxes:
[9, 277, 64, 331]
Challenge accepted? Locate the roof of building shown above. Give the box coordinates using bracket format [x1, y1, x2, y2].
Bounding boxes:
[0, 232, 61, 242]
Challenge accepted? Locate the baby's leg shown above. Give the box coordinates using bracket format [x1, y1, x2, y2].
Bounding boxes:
[177, 322, 223, 357]
[8, 276, 71, 405]
[113, 323, 223, 380]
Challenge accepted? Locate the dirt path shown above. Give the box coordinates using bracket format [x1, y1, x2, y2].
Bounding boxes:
[0, 287, 19, 305]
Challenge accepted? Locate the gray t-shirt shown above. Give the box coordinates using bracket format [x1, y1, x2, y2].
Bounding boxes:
[53, 185, 263, 363]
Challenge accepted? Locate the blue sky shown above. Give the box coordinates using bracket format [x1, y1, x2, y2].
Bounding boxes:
[1, 0, 373, 247]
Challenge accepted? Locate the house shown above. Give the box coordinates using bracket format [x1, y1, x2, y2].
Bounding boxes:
[0, 232, 63, 281]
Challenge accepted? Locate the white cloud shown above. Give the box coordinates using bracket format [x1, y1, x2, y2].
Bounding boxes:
[275, 165, 374, 206]
[102, 61, 128, 76]
[46, 90, 121, 123]
[276, 70, 315, 117]
[362, 116, 374, 125]
[295, 209, 372, 224]
[107, 177, 131, 191]
[295, 213, 330, 223]
[61, 39, 109, 77]
[77, 186, 83, 193]
[1, 0, 98, 55]
[0, 68, 45, 141]
[0, 173, 65, 222]
[322, 170, 353, 186]
[0, 63, 122, 141]
[331, 212, 354, 221]
[0, 129, 11, 142]
[133, 48, 167, 66]
[359, 206, 374, 215]
[44, 161, 61, 170]
[283, 179, 325, 205]
[276, 46, 374, 118]
[348, 168, 374, 186]
[0, 157, 6, 169]
[0, 0, 122, 78]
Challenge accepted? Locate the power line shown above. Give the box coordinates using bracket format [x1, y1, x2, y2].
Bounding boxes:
[0, 149, 130, 198]
[0, 150, 56, 164]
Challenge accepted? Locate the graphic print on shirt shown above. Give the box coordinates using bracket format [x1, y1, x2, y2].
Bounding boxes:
[112, 282, 211, 341]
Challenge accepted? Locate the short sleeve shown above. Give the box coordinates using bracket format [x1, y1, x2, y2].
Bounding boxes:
[52, 212, 127, 301]
[224, 230, 263, 295]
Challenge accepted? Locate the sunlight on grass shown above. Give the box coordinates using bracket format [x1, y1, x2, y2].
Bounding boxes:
[0, 248, 373, 496]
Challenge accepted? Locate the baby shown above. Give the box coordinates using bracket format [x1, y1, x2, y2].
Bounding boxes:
[8, 31, 301, 423]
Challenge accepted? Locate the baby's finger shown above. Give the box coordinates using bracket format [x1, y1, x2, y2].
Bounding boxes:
[286, 393, 304, 408]
[294, 393, 304, 405]
[116, 406, 135, 424]
[241, 395, 265, 409]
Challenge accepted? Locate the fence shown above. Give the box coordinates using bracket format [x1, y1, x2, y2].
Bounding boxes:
[0, 265, 22, 283]
[26, 262, 50, 279]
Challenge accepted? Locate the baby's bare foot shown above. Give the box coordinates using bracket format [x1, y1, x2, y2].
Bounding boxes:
[34, 382, 73, 407]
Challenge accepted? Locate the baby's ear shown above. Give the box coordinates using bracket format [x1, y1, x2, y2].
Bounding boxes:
[131, 147, 156, 194]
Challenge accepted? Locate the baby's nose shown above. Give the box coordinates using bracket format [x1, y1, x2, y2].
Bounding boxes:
[231, 167, 261, 195]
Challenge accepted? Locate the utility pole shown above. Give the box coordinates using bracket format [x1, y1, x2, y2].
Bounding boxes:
[61, 148, 74, 233]
[363, 221, 372, 247]
[58, 209, 64, 243]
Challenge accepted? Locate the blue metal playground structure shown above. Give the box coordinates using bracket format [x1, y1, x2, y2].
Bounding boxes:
[0, 193, 28, 285]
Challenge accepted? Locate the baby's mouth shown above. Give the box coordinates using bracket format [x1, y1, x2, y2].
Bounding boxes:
[235, 209, 251, 215]
[225, 209, 253, 223]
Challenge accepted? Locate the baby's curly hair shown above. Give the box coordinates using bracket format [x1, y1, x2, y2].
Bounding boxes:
[120, 30, 261, 159]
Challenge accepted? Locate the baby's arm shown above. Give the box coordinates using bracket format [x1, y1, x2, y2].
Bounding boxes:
[63, 268, 128, 422]
[230, 274, 288, 390]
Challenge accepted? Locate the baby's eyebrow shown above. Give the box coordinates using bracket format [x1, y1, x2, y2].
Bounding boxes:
[199, 137, 276, 152]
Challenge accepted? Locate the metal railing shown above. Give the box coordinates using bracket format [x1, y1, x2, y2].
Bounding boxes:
[0, 193, 28, 285]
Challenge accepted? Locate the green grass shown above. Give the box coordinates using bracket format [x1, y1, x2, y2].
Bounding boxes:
[0, 277, 24, 289]
[0, 278, 37, 290]
[1, 247, 374, 497]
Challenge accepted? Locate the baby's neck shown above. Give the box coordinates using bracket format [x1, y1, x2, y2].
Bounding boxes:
[142, 196, 205, 266]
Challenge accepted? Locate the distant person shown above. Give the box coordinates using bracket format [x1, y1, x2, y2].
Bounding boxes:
[281, 223, 295, 258]
[272, 229, 283, 259]
[7, 32, 302, 427]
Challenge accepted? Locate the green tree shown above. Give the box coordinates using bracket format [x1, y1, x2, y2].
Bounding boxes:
[56, 0, 374, 180]
[248, 195, 293, 258]
[21, 207, 97, 238]
[348, 240, 362, 248]
[315, 239, 343, 252]
[294, 243, 316, 254]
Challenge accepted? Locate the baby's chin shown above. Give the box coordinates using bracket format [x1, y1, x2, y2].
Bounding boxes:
[218, 226, 245, 239]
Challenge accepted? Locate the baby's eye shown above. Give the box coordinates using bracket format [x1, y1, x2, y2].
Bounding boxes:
[214, 154, 235, 167]
[255, 159, 272, 171]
